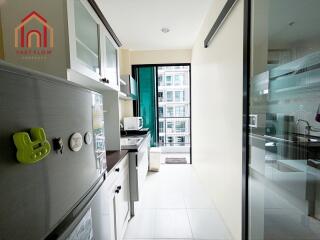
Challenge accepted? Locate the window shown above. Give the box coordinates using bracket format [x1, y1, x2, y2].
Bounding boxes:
[167, 91, 173, 102]
[159, 121, 164, 133]
[167, 107, 174, 117]
[175, 91, 184, 102]
[175, 106, 186, 117]
[158, 106, 164, 117]
[176, 136, 185, 146]
[174, 75, 183, 86]
[175, 121, 186, 133]
[158, 75, 164, 86]
[166, 121, 173, 133]
[165, 76, 172, 86]
[167, 136, 174, 146]
[158, 91, 164, 102]
[159, 136, 165, 146]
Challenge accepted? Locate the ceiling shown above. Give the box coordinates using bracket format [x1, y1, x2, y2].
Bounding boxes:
[97, 0, 214, 50]
[268, 0, 320, 48]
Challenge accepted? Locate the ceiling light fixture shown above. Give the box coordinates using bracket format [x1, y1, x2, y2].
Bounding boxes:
[161, 28, 170, 34]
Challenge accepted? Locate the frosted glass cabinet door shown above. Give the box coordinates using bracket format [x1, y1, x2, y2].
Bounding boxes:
[74, 0, 100, 75]
[105, 36, 118, 88]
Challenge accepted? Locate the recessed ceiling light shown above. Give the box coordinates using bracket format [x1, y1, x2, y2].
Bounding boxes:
[161, 28, 170, 34]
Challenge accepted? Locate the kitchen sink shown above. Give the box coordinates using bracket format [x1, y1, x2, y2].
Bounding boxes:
[120, 137, 143, 146]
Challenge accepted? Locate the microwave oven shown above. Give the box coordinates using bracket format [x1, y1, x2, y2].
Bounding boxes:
[123, 117, 143, 130]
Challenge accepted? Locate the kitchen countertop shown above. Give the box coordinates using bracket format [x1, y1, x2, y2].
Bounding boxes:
[106, 150, 129, 172]
[250, 133, 320, 147]
[278, 159, 320, 178]
[120, 132, 150, 151]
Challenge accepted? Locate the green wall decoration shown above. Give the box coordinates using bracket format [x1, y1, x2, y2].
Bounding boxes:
[13, 128, 51, 164]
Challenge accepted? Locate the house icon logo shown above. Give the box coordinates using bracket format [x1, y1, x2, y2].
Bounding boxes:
[14, 11, 54, 55]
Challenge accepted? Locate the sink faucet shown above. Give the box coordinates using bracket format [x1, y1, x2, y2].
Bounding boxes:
[296, 119, 311, 135]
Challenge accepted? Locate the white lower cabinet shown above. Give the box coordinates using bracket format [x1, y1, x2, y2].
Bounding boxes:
[114, 167, 130, 240]
[104, 154, 130, 240]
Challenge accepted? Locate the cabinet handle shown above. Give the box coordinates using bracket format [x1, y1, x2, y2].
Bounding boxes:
[117, 185, 122, 190]
[115, 168, 120, 172]
[115, 189, 119, 194]
[100, 78, 109, 84]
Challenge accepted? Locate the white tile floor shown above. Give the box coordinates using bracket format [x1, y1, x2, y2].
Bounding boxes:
[124, 164, 232, 240]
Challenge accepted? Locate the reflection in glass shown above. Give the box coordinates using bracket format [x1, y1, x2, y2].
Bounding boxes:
[249, 1, 320, 239]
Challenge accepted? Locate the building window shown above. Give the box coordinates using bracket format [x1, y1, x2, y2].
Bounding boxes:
[159, 136, 165, 146]
[175, 91, 184, 102]
[167, 136, 174, 146]
[158, 91, 164, 102]
[167, 91, 173, 102]
[158, 75, 164, 86]
[167, 107, 174, 117]
[175, 106, 186, 117]
[159, 121, 164, 133]
[166, 121, 174, 133]
[175, 121, 186, 133]
[176, 136, 185, 146]
[174, 75, 183, 86]
[165, 75, 172, 86]
[158, 106, 164, 117]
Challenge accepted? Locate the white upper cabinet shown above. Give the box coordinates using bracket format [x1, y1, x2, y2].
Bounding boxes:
[67, 0, 120, 91]
[68, 0, 102, 81]
[101, 28, 120, 90]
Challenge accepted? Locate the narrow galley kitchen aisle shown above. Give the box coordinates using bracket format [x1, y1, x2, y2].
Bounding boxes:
[124, 164, 232, 240]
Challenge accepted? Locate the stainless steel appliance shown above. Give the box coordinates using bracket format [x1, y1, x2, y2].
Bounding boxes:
[123, 117, 143, 130]
[0, 62, 108, 240]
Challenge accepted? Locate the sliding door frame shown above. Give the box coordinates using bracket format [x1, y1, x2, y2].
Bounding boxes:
[242, 0, 251, 239]
[132, 63, 192, 164]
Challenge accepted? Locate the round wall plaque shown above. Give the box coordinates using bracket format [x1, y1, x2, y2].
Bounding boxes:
[84, 132, 92, 145]
[69, 132, 83, 152]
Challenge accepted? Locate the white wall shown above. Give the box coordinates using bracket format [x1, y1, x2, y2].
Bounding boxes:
[130, 49, 191, 65]
[191, 0, 244, 239]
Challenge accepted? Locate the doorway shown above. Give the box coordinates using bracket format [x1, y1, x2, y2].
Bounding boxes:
[132, 64, 192, 164]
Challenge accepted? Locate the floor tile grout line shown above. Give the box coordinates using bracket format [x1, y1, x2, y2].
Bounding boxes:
[186, 208, 195, 239]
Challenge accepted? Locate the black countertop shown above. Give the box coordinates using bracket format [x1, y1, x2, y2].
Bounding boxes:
[106, 150, 129, 172]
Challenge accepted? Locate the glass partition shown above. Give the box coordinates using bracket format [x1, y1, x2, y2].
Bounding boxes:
[249, 1, 320, 239]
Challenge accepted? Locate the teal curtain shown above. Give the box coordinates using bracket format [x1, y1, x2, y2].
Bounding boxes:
[138, 67, 157, 147]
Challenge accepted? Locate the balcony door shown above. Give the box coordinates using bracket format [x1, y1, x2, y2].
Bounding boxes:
[157, 65, 191, 164]
[132, 64, 191, 164]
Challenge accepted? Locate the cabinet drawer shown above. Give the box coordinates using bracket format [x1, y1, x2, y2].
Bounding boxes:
[106, 154, 129, 186]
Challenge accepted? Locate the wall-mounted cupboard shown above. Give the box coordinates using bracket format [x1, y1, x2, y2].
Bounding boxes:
[119, 75, 138, 100]
[0, 0, 120, 92]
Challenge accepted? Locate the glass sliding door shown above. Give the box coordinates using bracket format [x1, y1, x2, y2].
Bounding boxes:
[248, 0, 320, 239]
[157, 65, 191, 162]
